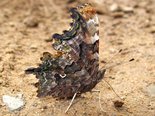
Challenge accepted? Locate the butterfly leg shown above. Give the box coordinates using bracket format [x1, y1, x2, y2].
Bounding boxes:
[91, 89, 106, 112]
[65, 92, 77, 113]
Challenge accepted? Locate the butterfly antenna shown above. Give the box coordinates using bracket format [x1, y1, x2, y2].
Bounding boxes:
[100, 48, 134, 71]
[102, 58, 135, 70]
[91, 90, 106, 112]
[101, 58, 134, 100]
[100, 49, 135, 100]
[103, 79, 122, 100]
[101, 49, 123, 70]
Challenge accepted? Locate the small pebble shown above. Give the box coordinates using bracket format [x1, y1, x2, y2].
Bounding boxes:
[110, 4, 134, 13]
[67, 0, 76, 3]
[149, 26, 155, 33]
[30, 44, 38, 49]
[2, 94, 25, 111]
[121, 6, 134, 13]
[147, 84, 155, 97]
[113, 100, 124, 108]
[30, 44, 38, 52]
[109, 76, 115, 79]
[23, 16, 39, 28]
[110, 3, 121, 12]
[111, 12, 124, 18]
[95, 5, 107, 14]
[0, 64, 4, 72]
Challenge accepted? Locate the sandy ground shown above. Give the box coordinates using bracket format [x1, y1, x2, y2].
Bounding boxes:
[0, 0, 155, 116]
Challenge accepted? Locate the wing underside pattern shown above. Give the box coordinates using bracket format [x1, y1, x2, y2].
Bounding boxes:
[25, 3, 105, 99]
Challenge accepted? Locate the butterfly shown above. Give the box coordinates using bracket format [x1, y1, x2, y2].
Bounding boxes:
[25, 3, 106, 99]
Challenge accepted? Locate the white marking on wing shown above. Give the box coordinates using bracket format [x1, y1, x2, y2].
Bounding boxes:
[91, 33, 99, 43]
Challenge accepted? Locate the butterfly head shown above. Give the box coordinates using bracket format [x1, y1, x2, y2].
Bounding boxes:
[77, 3, 96, 21]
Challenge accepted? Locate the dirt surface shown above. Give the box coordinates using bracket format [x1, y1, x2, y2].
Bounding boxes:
[0, 0, 155, 116]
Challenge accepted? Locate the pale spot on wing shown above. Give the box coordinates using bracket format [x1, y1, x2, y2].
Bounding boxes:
[94, 14, 99, 24]
[60, 74, 66, 78]
[87, 18, 97, 36]
[91, 33, 99, 43]
[94, 52, 99, 59]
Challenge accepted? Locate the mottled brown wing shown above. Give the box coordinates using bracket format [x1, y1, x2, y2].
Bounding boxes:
[25, 4, 105, 99]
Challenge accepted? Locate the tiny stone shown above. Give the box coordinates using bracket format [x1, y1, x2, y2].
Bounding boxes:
[67, 0, 76, 3]
[121, 6, 134, 13]
[2, 94, 25, 111]
[109, 48, 118, 54]
[149, 26, 155, 33]
[45, 37, 53, 42]
[110, 4, 134, 13]
[23, 16, 39, 28]
[111, 12, 124, 18]
[109, 76, 115, 79]
[0, 79, 3, 84]
[0, 64, 4, 72]
[101, 60, 106, 64]
[30, 44, 38, 52]
[110, 3, 120, 12]
[113, 100, 124, 108]
[95, 6, 107, 15]
[107, 31, 116, 36]
[30, 44, 38, 49]
[0, 57, 2, 61]
[147, 84, 155, 96]
[8, 22, 16, 27]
